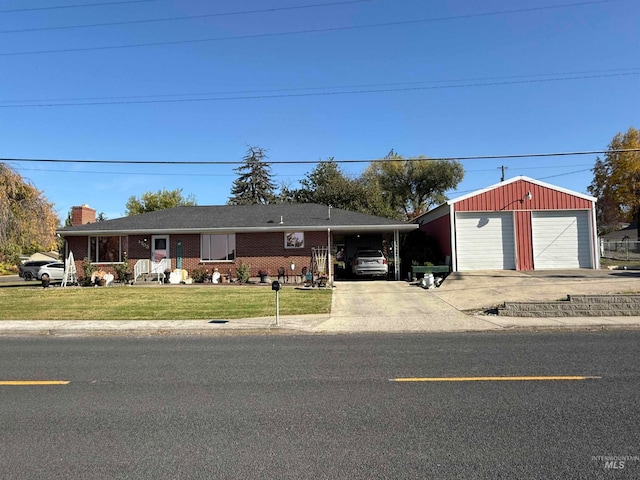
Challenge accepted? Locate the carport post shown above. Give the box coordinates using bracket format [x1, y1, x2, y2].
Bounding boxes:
[394, 230, 400, 281]
[327, 227, 333, 286]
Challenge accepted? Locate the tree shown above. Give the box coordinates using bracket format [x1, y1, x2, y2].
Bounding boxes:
[125, 188, 196, 216]
[363, 153, 464, 219]
[588, 127, 640, 237]
[0, 163, 59, 264]
[228, 146, 276, 205]
[294, 159, 355, 205]
[285, 159, 400, 219]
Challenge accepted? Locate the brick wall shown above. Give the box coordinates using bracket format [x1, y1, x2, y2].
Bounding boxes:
[236, 231, 325, 276]
[65, 230, 328, 281]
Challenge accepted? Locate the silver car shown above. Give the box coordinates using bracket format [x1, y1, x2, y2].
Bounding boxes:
[37, 262, 66, 282]
[351, 250, 388, 277]
[19, 260, 56, 281]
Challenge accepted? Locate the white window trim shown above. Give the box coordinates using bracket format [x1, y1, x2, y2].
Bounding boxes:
[200, 233, 236, 262]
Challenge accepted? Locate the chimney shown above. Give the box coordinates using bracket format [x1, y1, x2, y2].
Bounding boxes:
[71, 204, 96, 226]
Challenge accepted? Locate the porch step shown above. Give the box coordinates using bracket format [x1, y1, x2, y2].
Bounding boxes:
[499, 294, 640, 317]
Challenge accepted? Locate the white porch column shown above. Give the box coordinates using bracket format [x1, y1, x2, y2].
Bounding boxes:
[394, 229, 400, 280]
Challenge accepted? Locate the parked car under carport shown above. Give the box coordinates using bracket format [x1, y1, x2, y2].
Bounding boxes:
[351, 250, 389, 277]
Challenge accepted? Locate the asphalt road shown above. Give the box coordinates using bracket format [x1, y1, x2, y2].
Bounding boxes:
[1, 332, 639, 479]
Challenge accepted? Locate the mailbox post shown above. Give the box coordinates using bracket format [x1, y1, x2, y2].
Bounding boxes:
[271, 280, 281, 326]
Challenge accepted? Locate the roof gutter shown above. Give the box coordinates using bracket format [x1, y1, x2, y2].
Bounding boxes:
[57, 224, 418, 236]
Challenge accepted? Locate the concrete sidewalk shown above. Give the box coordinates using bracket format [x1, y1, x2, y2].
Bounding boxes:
[1, 270, 638, 335]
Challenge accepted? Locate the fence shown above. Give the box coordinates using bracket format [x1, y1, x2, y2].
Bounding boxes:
[600, 239, 640, 262]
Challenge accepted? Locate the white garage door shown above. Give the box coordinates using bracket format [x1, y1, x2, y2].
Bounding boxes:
[531, 210, 592, 269]
[455, 212, 516, 270]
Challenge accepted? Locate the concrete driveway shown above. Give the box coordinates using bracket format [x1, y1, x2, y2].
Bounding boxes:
[434, 269, 640, 310]
[313, 270, 640, 333]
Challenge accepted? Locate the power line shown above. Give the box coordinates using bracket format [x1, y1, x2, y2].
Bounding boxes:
[2, 68, 636, 105]
[538, 168, 593, 180]
[0, 0, 623, 56]
[1, 72, 636, 108]
[0, 0, 161, 14]
[12, 164, 596, 180]
[0, 1, 371, 33]
[3, 149, 638, 166]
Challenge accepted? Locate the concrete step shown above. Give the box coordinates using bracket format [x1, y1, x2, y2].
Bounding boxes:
[499, 294, 640, 317]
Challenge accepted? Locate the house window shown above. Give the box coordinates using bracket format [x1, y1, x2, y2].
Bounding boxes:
[89, 236, 128, 263]
[201, 234, 236, 261]
[285, 232, 305, 249]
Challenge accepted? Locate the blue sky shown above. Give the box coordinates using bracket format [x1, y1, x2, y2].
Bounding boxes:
[1, 0, 638, 221]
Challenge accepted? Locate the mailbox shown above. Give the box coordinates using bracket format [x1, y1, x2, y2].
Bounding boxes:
[271, 280, 281, 291]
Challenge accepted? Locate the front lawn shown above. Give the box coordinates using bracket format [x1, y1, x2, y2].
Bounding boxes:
[0, 285, 332, 320]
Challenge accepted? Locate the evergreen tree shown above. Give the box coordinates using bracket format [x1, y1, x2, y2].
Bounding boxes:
[228, 146, 276, 205]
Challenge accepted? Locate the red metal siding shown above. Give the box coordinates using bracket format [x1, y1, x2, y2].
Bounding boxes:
[514, 211, 534, 270]
[419, 212, 452, 258]
[455, 179, 592, 212]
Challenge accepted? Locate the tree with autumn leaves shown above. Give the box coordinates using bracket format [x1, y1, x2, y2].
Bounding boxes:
[0, 163, 59, 265]
[589, 127, 640, 237]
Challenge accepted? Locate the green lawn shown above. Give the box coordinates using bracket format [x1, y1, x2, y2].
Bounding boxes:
[0, 284, 332, 320]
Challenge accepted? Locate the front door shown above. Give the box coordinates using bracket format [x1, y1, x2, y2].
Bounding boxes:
[152, 235, 169, 263]
[151, 235, 170, 278]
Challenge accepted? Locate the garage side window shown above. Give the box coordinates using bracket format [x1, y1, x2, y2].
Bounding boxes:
[285, 232, 305, 249]
[201, 234, 236, 261]
[89, 236, 128, 263]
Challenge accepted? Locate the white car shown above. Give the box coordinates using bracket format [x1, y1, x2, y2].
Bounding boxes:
[351, 250, 388, 277]
[37, 262, 66, 282]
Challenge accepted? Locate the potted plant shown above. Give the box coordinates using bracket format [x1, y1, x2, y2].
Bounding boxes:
[258, 269, 270, 283]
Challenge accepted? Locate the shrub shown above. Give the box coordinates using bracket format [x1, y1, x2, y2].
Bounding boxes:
[113, 257, 130, 282]
[81, 257, 97, 286]
[236, 261, 250, 283]
[191, 266, 208, 283]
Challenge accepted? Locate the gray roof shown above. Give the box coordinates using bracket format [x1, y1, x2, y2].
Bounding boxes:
[58, 204, 416, 236]
[601, 220, 639, 241]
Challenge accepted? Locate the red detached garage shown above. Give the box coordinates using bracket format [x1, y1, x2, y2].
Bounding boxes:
[414, 176, 598, 271]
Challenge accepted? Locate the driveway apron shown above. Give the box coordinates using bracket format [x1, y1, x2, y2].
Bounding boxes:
[314, 281, 500, 332]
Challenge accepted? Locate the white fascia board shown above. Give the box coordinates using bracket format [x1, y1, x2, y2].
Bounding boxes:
[447, 175, 597, 205]
[57, 224, 418, 236]
[448, 203, 457, 272]
[412, 204, 449, 225]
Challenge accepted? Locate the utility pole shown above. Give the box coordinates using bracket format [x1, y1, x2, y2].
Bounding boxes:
[499, 165, 508, 182]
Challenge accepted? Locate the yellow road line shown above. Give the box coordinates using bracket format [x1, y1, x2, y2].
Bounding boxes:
[391, 376, 601, 382]
[0, 380, 70, 386]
